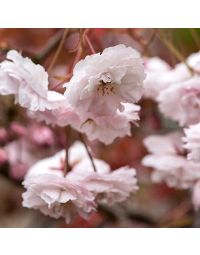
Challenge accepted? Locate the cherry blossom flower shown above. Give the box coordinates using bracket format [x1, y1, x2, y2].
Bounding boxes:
[27, 125, 55, 147]
[158, 76, 200, 126]
[10, 122, 27, 137]
[27, 104, 80, 127]
[183, 123, 200, 162]
[22, 173, 96, 223]
[29, 102, 140, 145]
[26, 141, 89, 178]
[142, 133, 200, 189]
[24, 141, 138, 216]
[22, 142, 98, 223]
[64, 44, 146, 117]
[4, 136, 58, 180]
[143, 57, 171, 99]
[10, 162, 28, 180]
[68, 159, 138, 205]
[144, 58, 190, 100]
[5, 139, 37, 171]
[68, 158, 111, 181]
[0, 50, 65, 111]
[75, 103, 140, 145]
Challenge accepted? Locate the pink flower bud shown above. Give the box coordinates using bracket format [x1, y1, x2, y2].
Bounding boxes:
[0, 148, 8, 165]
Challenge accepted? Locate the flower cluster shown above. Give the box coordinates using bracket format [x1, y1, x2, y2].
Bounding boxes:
[3, 37, 200, 224]
[22, 142, 138, 223]
[6, 44, 146, 145]
[142, 50, 200, 210]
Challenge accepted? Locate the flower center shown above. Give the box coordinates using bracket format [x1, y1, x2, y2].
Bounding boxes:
[97, 72, 116, 96]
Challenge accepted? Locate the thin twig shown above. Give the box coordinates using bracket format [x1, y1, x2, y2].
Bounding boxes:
[189, 28, 200, 49]
[79, 133, 97, 172]
[50, 74, 71, 90]
[157, 30, 194, 75]
[47, 28, 69, 73]
[33, 29, 64, 63]
[68, 28, 89, 53]
[142, 29, 157, 56]
[84, 34, 96, 54]
[63, 126, 71, 176]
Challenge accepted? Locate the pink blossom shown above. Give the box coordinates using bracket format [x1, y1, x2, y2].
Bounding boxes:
[143, 132, 184, 156]
[144, 58, 190, 100]
[25, 142, 138, 211]
[158, 76, 200, 126]
[142, 133, 200, 189]
[64, 44, 145, 117]
[0, 50, 65, 111]
[25, 149, 65, 178]
[68, 159, 138, 205]
[27, 104, 80, 127]
[27, 125, 55, 147]
[5, 139, 37, 169]
[26, 141, 89, 178]
[22, 145, 97, 223]
[4, 137, 57, 180]
[10, 122, 27, 136]
[10, 162, 28, 180]
[68, 158, 111, 181]
[4, 140, 36, 180]
[183, 123, 200, 162]
[22, 173, 96, 223]
[143, 57, 171, 99]
[75, 103, 140, 145]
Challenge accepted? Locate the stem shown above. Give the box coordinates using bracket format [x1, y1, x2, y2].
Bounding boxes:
[33, 29, 64, 63]
[47, 28, 69, 73]
[63, 126, 71, 176]
[142, 29, 157, 56]
[79, 133, 97, 172]
[158, 30, 194, 75]
[84, 34, 96, 54]
[69, 45, 83, 75]
[50, 74, 71, 90]
[189, 28, 200, 49]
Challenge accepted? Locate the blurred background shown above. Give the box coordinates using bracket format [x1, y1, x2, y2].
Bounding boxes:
[0, 28, 200, 227]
